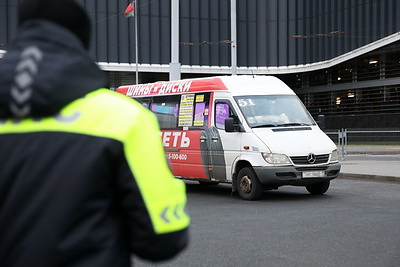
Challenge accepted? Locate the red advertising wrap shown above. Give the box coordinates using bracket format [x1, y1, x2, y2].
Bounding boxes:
[117, 77, 229, 181]
[161, 130, 207, 179]
[116, 78, 228, 97]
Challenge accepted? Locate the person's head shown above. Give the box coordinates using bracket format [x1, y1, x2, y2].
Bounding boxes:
[18, 0, 91, 49]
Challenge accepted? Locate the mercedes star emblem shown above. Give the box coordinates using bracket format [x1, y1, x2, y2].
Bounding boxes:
[307, 153, 316, 164]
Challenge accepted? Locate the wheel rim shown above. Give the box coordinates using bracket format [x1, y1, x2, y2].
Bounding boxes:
[240, 175, 252, 194]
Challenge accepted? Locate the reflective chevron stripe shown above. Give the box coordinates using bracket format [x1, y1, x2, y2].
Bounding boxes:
[9, 46, 43, 118]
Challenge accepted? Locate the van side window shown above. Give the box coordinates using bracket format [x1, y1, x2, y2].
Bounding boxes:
[135, 97, 151, 109]
[215, 103, 229, 129]
[215, 100, 239, 130]
[150, 93, 211, 130]
[150, 95, 180, 130]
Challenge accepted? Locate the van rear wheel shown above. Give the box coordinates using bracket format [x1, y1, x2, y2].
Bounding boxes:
[306, 181, 330, 195]
[237, 167, 263, 200]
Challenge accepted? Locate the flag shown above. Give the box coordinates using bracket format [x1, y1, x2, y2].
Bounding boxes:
[124, 2, 134, 17]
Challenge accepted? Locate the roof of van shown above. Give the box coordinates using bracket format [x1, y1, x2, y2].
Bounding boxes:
[218, 75, 294, 96]
[116, 75, 294, 97]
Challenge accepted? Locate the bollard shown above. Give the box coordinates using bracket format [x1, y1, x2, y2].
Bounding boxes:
[338, 129, 347, 161]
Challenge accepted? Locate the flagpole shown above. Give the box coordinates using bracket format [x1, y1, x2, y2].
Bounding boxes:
[134, 0, 139, 84]
[169, 0, 181, 81]
[231, 0, 237, 76]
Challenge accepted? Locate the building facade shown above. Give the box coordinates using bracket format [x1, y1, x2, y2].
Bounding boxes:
[1, 0, 400, 130]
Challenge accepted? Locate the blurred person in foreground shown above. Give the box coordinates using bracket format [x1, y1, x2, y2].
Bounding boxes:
[0, 0, 189, 266]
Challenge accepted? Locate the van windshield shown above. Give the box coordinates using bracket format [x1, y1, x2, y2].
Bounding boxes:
[234, 95, 316, 128]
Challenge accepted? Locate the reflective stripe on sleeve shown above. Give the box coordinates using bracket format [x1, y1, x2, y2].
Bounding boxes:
[124, 109, 190, 234]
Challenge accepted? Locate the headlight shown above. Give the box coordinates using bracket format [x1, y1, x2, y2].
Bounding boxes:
[330, 149, 339, 163]
[262, 153, 291, 165]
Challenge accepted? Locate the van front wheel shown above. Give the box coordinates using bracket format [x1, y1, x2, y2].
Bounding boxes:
[237, 167, 263, 200]
[305, 181, 330, 195]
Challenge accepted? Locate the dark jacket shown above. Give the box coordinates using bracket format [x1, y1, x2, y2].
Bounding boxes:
[0, 20, 189, 267]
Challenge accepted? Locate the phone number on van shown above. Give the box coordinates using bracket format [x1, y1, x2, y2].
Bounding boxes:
[167, 153, 188, 161]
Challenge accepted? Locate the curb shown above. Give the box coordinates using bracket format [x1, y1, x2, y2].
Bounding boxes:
[338, 173, 400, 184]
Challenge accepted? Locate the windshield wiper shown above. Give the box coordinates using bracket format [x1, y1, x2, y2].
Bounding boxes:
[275, 123, 311, 127]
[252, 123, 312, 128]
[252, 124, 278, 128]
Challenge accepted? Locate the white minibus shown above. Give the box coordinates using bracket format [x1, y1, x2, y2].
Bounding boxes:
[117, 76, 340, 200]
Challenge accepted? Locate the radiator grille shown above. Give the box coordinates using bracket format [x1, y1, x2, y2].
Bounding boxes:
[290, 154, 329, 165]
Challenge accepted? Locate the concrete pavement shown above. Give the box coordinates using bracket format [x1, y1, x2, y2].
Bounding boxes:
[345, 145, 400, 155]
[338, 145, 400, 183]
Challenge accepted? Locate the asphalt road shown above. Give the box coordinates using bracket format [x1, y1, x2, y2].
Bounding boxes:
[133, 178, 400, 267]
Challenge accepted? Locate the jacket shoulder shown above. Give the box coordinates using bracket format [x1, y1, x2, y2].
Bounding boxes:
[83, 89, 153, 122]
[87, 89, 146, 112]
[56, 88, 155, 141]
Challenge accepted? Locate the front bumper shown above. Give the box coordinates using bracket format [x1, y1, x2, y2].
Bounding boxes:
[253, 162, 341, 187]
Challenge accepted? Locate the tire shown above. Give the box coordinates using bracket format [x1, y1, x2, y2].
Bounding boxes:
[306, 181, 330, 195]
[237, 167, 263, 200]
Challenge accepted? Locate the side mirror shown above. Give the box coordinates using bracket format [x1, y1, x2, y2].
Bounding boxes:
[317, 114, 326, 129]
[224, 118, 235, 132]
